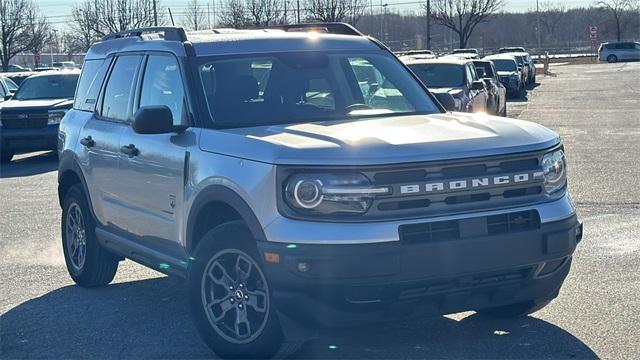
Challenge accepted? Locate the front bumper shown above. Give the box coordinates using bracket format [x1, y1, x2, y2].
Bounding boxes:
[258, 197, 581, 330]
[0, 125, 58, 154]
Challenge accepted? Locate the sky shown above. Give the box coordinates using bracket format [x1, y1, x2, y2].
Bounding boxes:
[36, 0, 593, 30]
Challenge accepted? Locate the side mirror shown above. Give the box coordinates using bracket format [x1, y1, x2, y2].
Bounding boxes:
[132, 105, 178, 135]
[4, 94, 12, 101]
[433, 92, 457, 111]
[471, 80, 485, 90]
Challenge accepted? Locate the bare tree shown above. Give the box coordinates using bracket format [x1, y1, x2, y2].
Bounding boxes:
[70, 0, 163, 39]
[306, 0, 367, 24]
[220, 0, 248, 28]
[184, 0, 208, 30]
[246, 0, 282, 27]
[427, 0, 504, 48]
[68, 1, 100, 53]
[597, 0, 636, 41]
[0, 0, 41, 71]
[537, 1, 566, 46]
[25, 7, 51, 67]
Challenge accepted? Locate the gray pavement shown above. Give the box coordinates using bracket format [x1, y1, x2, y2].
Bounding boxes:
[1, 62, 639, 359]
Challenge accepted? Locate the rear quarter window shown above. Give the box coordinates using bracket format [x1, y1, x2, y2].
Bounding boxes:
[74, 59, 111, 112]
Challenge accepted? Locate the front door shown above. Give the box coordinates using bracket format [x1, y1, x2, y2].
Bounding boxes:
[117, 54, 190, 256]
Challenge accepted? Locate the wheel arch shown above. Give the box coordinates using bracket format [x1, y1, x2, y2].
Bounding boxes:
[57, 152, 94, 215]
[186, 185, 267, 256]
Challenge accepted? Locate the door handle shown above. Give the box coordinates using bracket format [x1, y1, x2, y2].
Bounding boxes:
[120, 144, 139, 157]
[80, 136, 95, 148]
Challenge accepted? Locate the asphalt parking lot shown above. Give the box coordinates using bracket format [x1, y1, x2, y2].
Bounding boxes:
[1, 62, 639, 359]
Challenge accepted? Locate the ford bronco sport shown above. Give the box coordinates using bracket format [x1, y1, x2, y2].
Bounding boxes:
[58, 24, 583, 358]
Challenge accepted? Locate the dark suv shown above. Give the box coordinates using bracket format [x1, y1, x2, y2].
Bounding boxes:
[0, 71, 79, 162]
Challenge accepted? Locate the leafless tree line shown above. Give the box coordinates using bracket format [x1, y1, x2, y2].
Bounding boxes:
[0, 0, 51, 71]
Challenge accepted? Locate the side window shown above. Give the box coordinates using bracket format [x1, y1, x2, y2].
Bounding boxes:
[74, 59, 110, 112]
[101, 55, 141, 121]
[465, 65, 474, 85]
[139, 55, 186, 126]
[0, 82, 6, 97]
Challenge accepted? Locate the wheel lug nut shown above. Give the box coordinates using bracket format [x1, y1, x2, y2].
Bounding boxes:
[238, 304, 243, 309]
[244, 295, 249, 300]
[230, 298, 235, 303]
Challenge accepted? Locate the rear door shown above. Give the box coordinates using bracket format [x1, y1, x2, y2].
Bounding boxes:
[81, 55, 143, 229]
[116, 53, 191, 256]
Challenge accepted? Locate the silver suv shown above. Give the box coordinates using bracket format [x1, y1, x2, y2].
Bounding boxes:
[58, 25, 582, 358]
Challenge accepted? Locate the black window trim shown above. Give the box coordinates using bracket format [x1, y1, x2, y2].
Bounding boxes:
[133, 51, 194, 128]
[73, 57, 113, 113]
[95, 52, 144, 124]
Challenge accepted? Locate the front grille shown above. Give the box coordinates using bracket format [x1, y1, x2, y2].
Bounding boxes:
[363, 150, 552, 220]
[399, 210, 540, 244]
[1, 112, 48, 129]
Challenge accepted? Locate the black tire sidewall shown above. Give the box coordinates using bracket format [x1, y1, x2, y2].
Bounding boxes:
[188, 222, 283, 359]
[61, 185, 114, 285]
[608, 55, 617, 63]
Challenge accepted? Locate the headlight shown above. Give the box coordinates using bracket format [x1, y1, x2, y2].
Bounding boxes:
[48, 110, 67, 125]
[541, 149, 567, 194]
[283, 173, 391, 217]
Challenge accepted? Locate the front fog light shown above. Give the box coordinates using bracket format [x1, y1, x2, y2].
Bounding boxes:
[541, 149, 567, 193]
[284, 173, 391, 216]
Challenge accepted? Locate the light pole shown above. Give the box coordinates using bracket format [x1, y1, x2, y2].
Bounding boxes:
[51, 29, 58, 66]
[536, 0, 541, 50]
[426, 0, 431, 49]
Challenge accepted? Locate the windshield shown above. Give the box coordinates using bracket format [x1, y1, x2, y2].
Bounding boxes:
[492, 60, 517, 72]
[196, 51, 439, 128]
[13, 74, 79, 100]
[407, 63, 464, 88]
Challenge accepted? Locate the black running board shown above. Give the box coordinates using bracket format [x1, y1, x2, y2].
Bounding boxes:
[95, 227, 188, 278]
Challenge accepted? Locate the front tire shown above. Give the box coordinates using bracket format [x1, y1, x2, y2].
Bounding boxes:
[477, 300, 551, 318]
[189, 222, 284, 359]
[62, 184, 119, 287]
[607, 55, 618, 63]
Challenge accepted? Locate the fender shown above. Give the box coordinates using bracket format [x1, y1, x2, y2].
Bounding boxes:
[57, 150, 96, 219]
[186, 185, 267, 253]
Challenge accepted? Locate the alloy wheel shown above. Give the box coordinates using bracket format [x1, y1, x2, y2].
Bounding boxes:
[201, 249, 270, 344]
[65, 203, 87, 270]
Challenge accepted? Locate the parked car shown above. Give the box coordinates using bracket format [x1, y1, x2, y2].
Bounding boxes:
[452, 48, 480, 59]
[52, 61, 77, 70]
[502, 51, 536, 84]
[0, 76, 19, 99]
[396, 49, 437, 60]
[598, 41, 640, 63]
[404, 57, 488, 113]
[3, 71, 36, 85]
[34, 67, 58, 72]
[0, 70, 79, 162]
[473, 60, 507, 116]
[484, 55, 524, 98]
[58, 24, 582, 359]
[6, 64, 32, 72]
[498, 47, 526, 54]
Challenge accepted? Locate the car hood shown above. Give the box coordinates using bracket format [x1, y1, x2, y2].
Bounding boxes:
[0, 98, 73, 112]
[199, 113, 560, 166]
[429, 87, 464, 97]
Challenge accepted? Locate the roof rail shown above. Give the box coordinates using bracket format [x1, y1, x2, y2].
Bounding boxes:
[269, 22, 364, 37]
[102, 27, 188, 42]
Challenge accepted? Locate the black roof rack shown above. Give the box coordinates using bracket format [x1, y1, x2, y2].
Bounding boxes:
[269, 22, 364, 37]
[102, 27, 188, 42]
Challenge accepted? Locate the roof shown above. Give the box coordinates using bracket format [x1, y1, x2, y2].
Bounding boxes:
[25, 69, 80, 78]
[86, 25, 380, 60]
[402, 57, 470, 66]
[484, 54, 518, 61]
